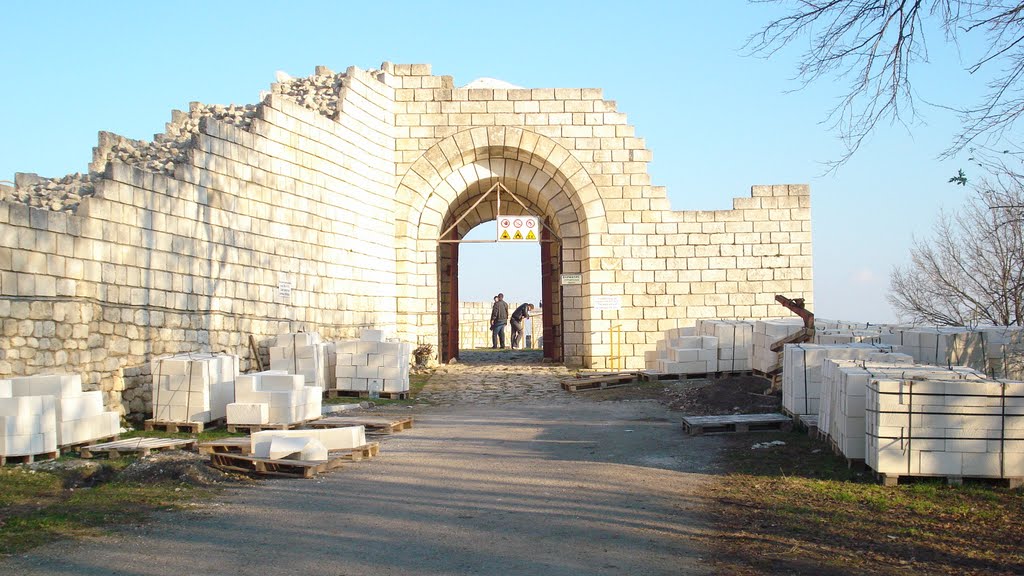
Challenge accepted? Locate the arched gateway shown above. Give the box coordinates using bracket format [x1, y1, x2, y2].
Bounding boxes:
[0, 62, 811, 419]
[395, 128, 604, 365]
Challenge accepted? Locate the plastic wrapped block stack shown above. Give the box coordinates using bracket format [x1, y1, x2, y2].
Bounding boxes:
[335, 329, 413, 394]
[886, 327, 984, 368]
[814, 328, 895, 346]
[782, 344, 912, 417]
[697, 319, 754, 372]
[323, 341, 337, 391]
[228, 370, 322, 425]
[820, 360, 984, 461]
[1, 374, 120, 454]
[150, 354, 239, 423]
[270, 333, 327, 389]
[656, 335, 718, 375]
[752, 318, 805, 373]
[866, 369, 1024, 480]
[977, 326, 1024, 379]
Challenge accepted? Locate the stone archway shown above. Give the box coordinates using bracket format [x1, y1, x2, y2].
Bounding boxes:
[436, 181, 561, 363]
[394, 126, 606, 367]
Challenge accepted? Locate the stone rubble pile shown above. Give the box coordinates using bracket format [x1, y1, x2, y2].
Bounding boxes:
[0, 172, 97, 212]
[2, 65, 355, 214]
[271, 66, 349, 119]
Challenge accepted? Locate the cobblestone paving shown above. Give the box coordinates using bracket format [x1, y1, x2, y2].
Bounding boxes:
[415, 349, 580, 406]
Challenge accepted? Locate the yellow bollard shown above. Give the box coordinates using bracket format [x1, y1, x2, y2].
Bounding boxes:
[609, 324, 623, 372]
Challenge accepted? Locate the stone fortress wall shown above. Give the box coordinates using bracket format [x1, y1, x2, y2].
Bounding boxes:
[0, 62, 811, 419]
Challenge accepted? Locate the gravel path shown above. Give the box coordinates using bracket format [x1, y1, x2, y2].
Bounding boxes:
[3, 351, 723, 575]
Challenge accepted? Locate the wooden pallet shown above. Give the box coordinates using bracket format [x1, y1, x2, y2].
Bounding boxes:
[200, 438, 380, 461]
[144, 418, 224, 434]
[325, 390, 410, 400]
[226, 416, 322, 434]
[873, 470, 1024, 489]
[639, 370, 714, 382]
[797, 414, 819, 438]
[198, 437, 251, 455]
[208, 443, 380, 478]
[80, 437, 198, 459]
[715, 370, 754, 379]
[306, 416, 414, 434]
[560, 373, 636, 392]
[61, 435, 120, 452]
[0, 450, 59, 466]
[682, 413, 794, 435]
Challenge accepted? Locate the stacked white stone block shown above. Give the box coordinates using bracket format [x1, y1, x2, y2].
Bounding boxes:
[150, 353, 239, 424]
[0, 379, 57, 457]
[782, 344, 912, 417]
[270, 333, 327, 390]
[814, 328, 894, 346]
[977, 326, 1024, 379]
[0, 374, 120, 454]
[323, 341, 337, 391]
[654, 335, 719, 375]
[886, 327, 982, 368]
[646, 327, 696, 370]
[228, 370, 322, 426]
[697, 320, 754, 372]
[866, 371, 1024, 480]
[335, 329, 413, 394]
[820, 360, 984, 461]
[752, 318, 805, 373]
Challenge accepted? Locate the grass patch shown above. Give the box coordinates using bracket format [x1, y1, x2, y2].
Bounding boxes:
[122, 428, 245, 442]
[0, 465, 212, 555]
[705, 430, 1024, 575]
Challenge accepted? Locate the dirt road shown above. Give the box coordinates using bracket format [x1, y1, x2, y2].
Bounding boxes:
[4, 351, 723, 575]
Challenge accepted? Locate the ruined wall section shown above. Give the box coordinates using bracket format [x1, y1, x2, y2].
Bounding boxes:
[0, 68, 400, 418]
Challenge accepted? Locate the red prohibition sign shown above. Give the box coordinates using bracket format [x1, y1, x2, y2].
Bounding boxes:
[526, 218, 535, 227]
[513, 219, 523, 228]
[501, 219, 511, 227]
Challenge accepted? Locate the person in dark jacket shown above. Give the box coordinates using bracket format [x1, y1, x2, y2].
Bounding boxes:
[509, 302, 534, 349]
[490, 293, 509, 349]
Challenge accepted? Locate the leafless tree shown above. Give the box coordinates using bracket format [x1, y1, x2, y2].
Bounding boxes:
[889, 176, 1024, 325]
[747, 1, 1024, 169]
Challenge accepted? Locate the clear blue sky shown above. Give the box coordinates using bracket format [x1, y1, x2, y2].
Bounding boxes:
[2, 1, 983, 323]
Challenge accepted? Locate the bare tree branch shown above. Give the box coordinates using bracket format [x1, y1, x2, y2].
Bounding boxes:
[748, 1, 1024, 167]
[888, 176, 1024, 325]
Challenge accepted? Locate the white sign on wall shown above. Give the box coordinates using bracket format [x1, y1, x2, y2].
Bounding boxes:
[593, 295, 622, 310]
[497, 215, 539, 242]
[561, 273, 582, 285]
[277, 280, 293, 302]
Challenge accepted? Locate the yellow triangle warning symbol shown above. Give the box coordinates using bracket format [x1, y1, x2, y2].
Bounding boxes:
[526, 230, 537, 240]
[500, 230, 511, 240]
[513, 230, 524, 240]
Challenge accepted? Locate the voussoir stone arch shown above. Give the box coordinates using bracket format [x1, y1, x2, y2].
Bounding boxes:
[393, 126, 605, 363]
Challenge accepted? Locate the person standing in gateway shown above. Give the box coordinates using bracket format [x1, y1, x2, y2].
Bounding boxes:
[509, 302, 534, 349]
[490, 293, 509, 349]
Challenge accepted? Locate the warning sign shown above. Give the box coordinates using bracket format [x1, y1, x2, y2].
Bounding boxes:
[497, 215, 540, 242]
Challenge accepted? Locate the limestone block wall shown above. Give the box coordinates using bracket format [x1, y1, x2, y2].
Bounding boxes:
[386, 64, 812, 369]
[1, 61, 814, 416]
[0, 67, 404, 419]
